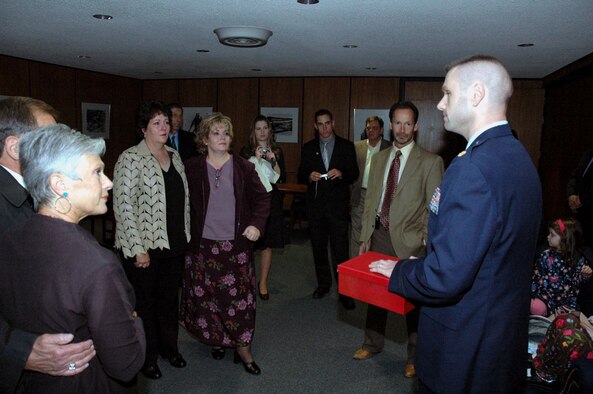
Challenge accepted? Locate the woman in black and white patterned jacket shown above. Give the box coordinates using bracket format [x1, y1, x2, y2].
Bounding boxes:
[113, 101, 190, 380]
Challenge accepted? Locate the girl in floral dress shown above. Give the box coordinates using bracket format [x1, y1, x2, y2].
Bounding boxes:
[531, 218, 592, 316]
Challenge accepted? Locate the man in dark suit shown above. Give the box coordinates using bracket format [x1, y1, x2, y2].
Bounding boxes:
[298, 109, 359, 309]
[352, 103, 443, 381]
[167, 103, 198, 162]
[0, 97, 95, 393]
[568, 150, 593, 316]
[370, 56, 542, 393]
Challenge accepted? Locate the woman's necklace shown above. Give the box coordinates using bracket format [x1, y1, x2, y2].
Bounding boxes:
[214, 167, 222, 188]
[208, 153, 229, 188]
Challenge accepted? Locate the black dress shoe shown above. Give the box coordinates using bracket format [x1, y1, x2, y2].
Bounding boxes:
[211, 347, 226, 360]
[312, 287, 329, 299]
[339, 295, 356, 310]
[233, 351, 261, 375]
[168, 354, 186, 368]
[141, 364, 162, 380]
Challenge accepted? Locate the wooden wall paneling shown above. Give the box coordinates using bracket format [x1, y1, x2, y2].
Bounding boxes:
[29, 61, 77, 127]
[217, 78, 259, 154]
[349, 77, 400, 140]
[0, 55, 30, 96]
[403, 80, 465, 167]
[179, 79, 218, 108]
[259, 78, 304, 183]
[302, 77, 351, 143]
[142, 79, 179, 103]
[76, 69, 142, 176]
[507, 80, 544, 166]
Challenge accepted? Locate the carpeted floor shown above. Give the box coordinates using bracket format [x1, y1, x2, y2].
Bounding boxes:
[137, 226, 417, 393]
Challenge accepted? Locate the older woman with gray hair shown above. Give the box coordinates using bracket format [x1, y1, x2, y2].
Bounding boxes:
[0, 124, 145, 393]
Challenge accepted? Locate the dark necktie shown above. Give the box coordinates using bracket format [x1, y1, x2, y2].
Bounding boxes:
[169, 135, 178, 150]
[379, 150, 402, 229]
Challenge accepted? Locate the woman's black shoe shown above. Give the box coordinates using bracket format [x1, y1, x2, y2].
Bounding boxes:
[258, 281, 269, 301]
[168, 353, 186, 368]
[234, 350, 261, 375]
[141, 364, 162, 380]
[211, 347, 226, 360]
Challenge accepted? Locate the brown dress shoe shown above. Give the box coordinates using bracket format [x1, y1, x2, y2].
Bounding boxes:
[353, 348, 374, 360]
[404, 364, 416, 378]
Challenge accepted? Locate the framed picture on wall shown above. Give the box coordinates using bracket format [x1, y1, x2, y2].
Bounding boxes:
[260, 107, 299, 144]
[82, 102, 111, 139]
[353, 108, 390, 141]
[183, 107, 213, 134]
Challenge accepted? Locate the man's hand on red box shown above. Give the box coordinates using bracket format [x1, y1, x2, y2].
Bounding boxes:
[369, 259, 398, 277]
[369, 256, 417, 278]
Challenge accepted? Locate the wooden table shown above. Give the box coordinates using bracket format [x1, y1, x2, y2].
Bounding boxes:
[277, 183, 307, 229]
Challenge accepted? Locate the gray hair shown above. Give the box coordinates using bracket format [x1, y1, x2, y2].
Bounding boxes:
[19, 124, 105, 210]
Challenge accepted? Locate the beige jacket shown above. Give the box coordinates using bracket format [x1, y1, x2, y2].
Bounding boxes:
[360, 143, 443, 258]
[113, 139, 190, 258]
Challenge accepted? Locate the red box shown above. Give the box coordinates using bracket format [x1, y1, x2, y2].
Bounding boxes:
[338, 251, 414, 315]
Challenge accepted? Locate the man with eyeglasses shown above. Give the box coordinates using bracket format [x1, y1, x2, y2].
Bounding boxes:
[350, 116, 391, 261]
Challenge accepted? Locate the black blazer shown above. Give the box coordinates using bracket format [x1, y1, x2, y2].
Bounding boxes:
[567, 149, 593, 207]
[168, 129, 198, 162]
[297, 134, 358, 216]
[0, 166, 33, 236]
[0, 166, 35, 393]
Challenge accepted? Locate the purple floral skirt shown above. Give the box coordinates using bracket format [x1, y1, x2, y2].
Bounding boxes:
[180, 238, 256, 347]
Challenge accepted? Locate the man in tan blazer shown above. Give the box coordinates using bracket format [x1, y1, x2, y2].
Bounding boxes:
[350, 116, 391, 260]
[352, 101, 443, 379]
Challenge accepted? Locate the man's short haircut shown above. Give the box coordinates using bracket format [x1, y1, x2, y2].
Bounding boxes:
[446, 54, 513, 105]
[365, 116, 384, 129]
[314, 109, 333, 121]
[389, 101, 419, 124]
[19, 124, 105, 210]
[0, 97, 58, 152]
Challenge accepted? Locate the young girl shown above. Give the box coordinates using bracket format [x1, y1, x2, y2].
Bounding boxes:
[239, 115, 286, 300]
[531, 218, 592, 316]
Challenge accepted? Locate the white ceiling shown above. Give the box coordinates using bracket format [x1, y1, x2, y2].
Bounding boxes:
[1, 0, 592, 80]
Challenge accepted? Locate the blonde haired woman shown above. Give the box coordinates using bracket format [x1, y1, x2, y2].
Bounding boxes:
[181, 112, 270, 374]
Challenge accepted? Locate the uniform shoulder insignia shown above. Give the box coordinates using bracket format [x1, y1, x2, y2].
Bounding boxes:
[457, 150, 467, 157]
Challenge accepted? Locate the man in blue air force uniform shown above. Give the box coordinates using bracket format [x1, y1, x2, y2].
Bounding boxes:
[370, 55, 542, 393]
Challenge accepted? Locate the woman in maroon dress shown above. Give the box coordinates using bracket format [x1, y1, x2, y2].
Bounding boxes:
[0, 125, 145, 393]
[181, 112, 270, 375]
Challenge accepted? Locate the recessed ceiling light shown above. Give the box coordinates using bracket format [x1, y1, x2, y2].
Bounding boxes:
[343, 44, 358, 49]
[92, 14, 113, 20]
[196, 49, 210, 53]
[518, 43, 534, 47]
[214, 26, 273, 48]
[297, 0, 319, 4]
